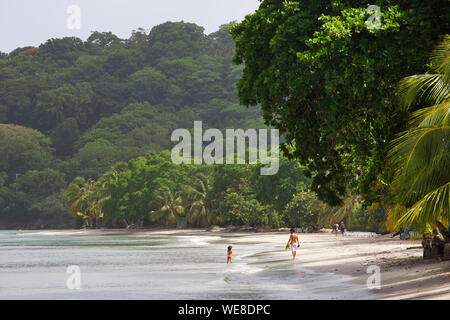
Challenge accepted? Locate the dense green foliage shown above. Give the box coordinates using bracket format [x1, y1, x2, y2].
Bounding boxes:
[65, 150, 312, 229]
[0, 21, 321, 229]
[351, 203, 387, 234]
[0, 124, 53, 174]
[231, 0, 449, 206]
[0, 22, 266, 227]
[284, 192, 324, 230]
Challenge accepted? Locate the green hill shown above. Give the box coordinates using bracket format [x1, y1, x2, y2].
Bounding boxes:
[0, 22, 268, 228]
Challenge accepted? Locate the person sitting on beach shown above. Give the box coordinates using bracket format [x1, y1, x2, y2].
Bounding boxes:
[401, 226, 413, 240]
[286, 229, 300, 260]
[227, 245, 232, 264]
[391, 227, 404, 238]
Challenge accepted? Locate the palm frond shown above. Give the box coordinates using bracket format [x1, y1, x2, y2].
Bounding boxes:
[318, 195, 358, 226]
[388, 126, 450, 205]
[386, 204, 407, 232]
[430, 35, 450, 81]
[396, 182, 450, 234]
[409, 101, 449, 128]
[398, 74, 450, 108]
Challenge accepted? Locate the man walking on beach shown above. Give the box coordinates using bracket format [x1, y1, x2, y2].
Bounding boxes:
[286, 228, 300, 260]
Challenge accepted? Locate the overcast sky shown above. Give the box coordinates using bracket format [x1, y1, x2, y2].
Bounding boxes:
[0, 0, 260, 53]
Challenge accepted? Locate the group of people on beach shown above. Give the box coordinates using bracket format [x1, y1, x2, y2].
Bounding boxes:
[227, 228, 302, 263]
[332, 221, 346, 236]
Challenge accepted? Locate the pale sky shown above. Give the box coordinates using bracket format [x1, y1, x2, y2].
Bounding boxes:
[0, 0, 260, 53]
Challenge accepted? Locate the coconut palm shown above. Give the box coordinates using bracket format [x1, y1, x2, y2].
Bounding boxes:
[151, 185, 185, 226]
[87, 181, 109, 227]
[387, 36, 450, 234]
[65, 177, 88, 220]
[64, 177, 108, 227]
[318, 194, 359, 227]
[186, 173, 213, 227]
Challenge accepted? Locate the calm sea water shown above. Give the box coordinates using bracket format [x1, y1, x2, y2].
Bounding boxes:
[0, 230, 371, 299]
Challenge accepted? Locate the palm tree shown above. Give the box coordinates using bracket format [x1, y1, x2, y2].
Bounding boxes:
[64, 177, 108, 228]
[151, 185, 185, 226]
[318, 194, 359, 228]
[65, 177, 89, 226]
[387, 35, 450, 235]
[186, 173, 213, 227]
[86, 181, 109, 227]
[97, 162, 126, 225]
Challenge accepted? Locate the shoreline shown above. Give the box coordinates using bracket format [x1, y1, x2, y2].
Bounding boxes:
[0, 225, 292, 233]
[4, 228, 450, 299]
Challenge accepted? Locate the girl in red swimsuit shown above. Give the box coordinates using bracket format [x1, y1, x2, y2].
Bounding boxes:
[227, 245, 232, 264]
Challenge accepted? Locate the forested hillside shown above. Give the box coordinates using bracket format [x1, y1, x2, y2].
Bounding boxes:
[0, 22, 268, 228]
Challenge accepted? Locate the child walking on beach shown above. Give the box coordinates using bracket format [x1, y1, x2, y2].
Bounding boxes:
[340, 221, 346, 235]
[227, 245, 232, 264]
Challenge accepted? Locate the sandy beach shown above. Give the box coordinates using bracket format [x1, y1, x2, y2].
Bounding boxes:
[280, 230, 450, 300]
[209, 228, 450, 300]
[2, 228, 449, 300]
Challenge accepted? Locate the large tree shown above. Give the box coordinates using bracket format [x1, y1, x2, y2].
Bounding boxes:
[231, 0, 449, 205]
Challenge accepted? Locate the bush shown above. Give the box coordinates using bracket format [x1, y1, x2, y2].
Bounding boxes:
[283, 191, 321, 229]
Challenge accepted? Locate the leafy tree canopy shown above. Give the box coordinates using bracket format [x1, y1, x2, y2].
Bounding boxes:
[231, 0, 449, 205]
